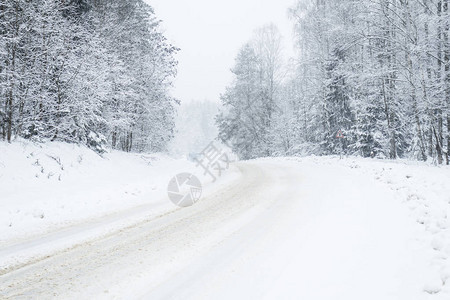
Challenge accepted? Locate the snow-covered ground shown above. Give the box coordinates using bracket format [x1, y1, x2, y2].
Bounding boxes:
[0, 140, 239, 271]
[0, 141, 187, 243]
[1, 143, 450, 299]
[282, 156, 450, 298]
[142, 157, 450, 300]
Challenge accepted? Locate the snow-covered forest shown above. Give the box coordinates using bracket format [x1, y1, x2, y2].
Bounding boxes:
[0, 0, 178, 153]
[2, 0, 449, 164]
[218, 0, 450, 164]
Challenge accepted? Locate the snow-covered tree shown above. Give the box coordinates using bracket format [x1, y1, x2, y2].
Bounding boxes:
[286, 0, 450, 163]
[0, 0, 178, 154]
[217, 25, 284, 159]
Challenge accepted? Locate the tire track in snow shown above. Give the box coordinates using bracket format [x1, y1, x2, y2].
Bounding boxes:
[0, 162, 283, 299]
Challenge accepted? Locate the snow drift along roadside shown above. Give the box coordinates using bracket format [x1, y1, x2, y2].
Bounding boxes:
[0, 140, 237, 246]
[287, 156, 450, 297]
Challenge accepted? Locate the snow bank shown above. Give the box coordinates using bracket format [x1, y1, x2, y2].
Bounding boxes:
[287, 156, 450, 297]
[0, 140, 237, 247]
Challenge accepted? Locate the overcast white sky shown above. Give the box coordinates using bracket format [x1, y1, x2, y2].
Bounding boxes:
[146, 0, 297, 103]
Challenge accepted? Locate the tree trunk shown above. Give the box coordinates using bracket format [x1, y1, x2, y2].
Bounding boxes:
[436, 0, 444, 164]
[112, 131, 117, 149]
[6, 90, 13, 143]
[128, 131, 133, 152]
[382, 79, 397, 159]
[403, 0, 427, 161]
[6, 4, 19, 143]
[444, 0, 450, 164]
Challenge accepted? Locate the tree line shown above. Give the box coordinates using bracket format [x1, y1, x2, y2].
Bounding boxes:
[218, 0, 450, 164]
[0, 0, 178, 153]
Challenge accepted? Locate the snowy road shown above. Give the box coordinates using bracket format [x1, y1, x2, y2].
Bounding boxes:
[0, 160, 439, 299]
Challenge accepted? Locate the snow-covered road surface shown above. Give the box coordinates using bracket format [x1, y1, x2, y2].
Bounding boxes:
[0, 159, 445, 299]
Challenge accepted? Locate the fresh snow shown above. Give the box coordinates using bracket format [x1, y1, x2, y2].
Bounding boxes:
[0, 140, 239, 270]
[0, 140, 187, 243]
[140, 158, 450, 300]
[1, 142, 450, 299]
